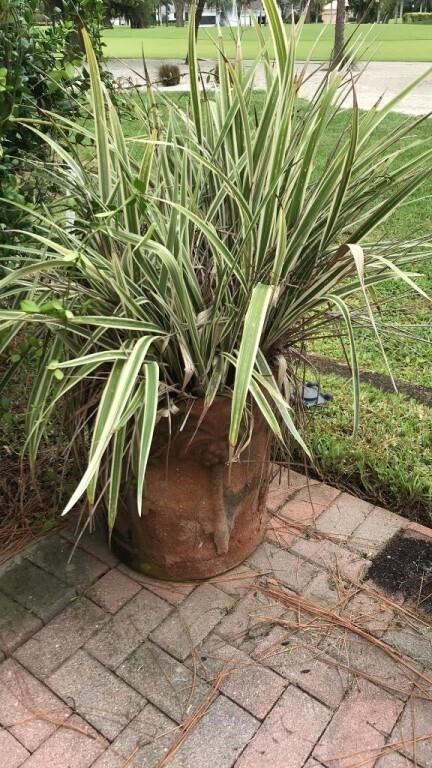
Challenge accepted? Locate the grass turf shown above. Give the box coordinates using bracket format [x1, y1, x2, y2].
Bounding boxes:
[102, 23, 432, 61]
[300, 373, 432, 525]
[309, 108, 432, 388]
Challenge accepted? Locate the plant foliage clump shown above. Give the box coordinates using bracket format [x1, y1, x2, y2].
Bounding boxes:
[158, 63, 181, 87]
[0, 0, 105, 243]
[0, 0, 431, 531]
[403, 12, 432, 23]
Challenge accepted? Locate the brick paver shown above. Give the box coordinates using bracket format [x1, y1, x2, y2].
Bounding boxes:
[406, 520, 432, 541]
[0, 729, 30, 768]
[0, 658, 71, 751]
[277, 498, 323, 526]
[92, 703, 176, 767]
[346, 589, 395, 636]
[304, 570, 354, 607]
[382, 622, 432, 670]
[375, 754, 416, 768]
[291, 537, 369, 581]
[150, 583, 235, 661]
[350, 507, 405, 555]
[20, 714, 107, 767]
[211, 564, 260, 597]
[215, 590, 286, 649]
[1, 470, 431, 767]
[266, 515, 299, 548]
[0, 559, 75, 622]
[235, 685, 332, 768]
[117, 564, 195, 605]
[47, 649, 144, 740]
[188, 635, 287, 719]
[85, 587, 172, 669]
[261, 639, 350, 709]
[388, 695, 432, 767]
[169, 695, 259, 768]
[268, 485, 339, 544]
[314, 679, 404, 768]
[266, 468, 312, 512]
[0, 592, 42, 653]
[61, 516, 119, 568]
[247, 542, 318, 592]
[14, 597, 108, 678]
[290, 481, 341, 510]
[315, 492, 373, 537]
[117, 640, 210, 723]
[26, 534, 108, 592]
[85, 568, 141, 613]
[321, 630, 424, 699]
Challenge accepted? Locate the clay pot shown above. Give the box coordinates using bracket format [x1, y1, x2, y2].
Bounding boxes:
[111, 397, 271, 580]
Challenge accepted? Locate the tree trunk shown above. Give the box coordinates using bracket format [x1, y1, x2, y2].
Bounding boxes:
[174, 0, 185, 25]
[69, 13, 85, 52]
[185, 0, 206, 62]
[333, 0, 345, 63]
[195, 0, 206, 36]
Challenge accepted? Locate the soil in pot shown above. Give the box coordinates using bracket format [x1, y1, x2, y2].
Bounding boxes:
[111, 397, 271, 581]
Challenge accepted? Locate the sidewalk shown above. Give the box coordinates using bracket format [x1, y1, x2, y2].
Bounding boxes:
[107, 60, 432, 116]
[0, 470, 431, 767]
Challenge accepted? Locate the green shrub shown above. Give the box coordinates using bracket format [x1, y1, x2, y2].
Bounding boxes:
[158, 63, 181, 86]
[403, 12, 432, 22]
[0, 0, 105, 245]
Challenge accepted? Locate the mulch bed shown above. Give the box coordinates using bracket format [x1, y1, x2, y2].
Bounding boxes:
[0, 452, 69, 564]
[367, 530, 432, 613]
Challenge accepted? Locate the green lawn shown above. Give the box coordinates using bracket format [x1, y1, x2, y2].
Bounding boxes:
[282, 104, 431, 520]
[309, 108, 432, 388]
[102, 23, 432, 61]
[300, 373, 432, 525]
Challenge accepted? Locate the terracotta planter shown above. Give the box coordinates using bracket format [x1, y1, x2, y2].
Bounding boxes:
[111, 397, 271, 580]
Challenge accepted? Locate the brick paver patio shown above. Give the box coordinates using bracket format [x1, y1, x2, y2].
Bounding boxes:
[1, 470, 431, 767]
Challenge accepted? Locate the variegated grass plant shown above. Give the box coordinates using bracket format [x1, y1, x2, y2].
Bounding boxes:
[1, 0, 431, 531]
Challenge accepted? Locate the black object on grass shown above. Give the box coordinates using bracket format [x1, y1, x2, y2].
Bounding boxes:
[302, 382, 333, 408]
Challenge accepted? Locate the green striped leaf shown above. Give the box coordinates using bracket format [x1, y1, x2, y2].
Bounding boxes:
[82, 29, 111, 203]
[107, 425, 127, 535]
[229, 284, 272, 452]
[135, 362, 159, 516]
[188, 4, 203, 144]
[62, 336, 156, 514]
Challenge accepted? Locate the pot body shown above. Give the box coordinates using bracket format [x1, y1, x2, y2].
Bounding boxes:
[112, 397, 270, 580]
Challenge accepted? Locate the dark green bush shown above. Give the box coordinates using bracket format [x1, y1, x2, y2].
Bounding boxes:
[158, 63, 181, 87]
[0, 0, 105, 245]
[403, 12, 432, 22]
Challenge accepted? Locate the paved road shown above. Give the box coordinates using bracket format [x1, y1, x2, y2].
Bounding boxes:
[107, 58, 431, 115]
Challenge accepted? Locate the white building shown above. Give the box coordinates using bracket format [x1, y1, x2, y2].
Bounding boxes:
[321, 0, 349, 24]
[158, 2, 266, 27]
